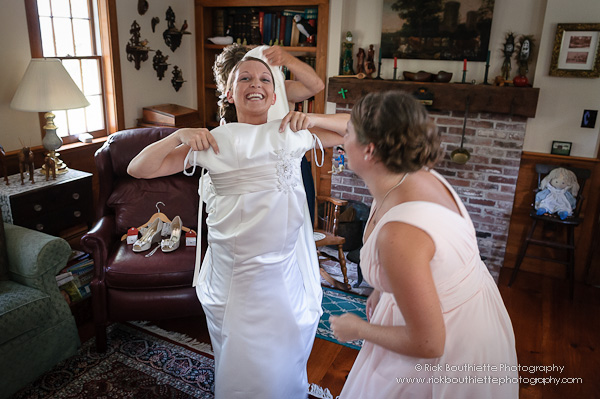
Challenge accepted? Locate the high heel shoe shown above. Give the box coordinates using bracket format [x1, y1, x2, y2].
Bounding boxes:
[161, 216, 182, 253]
[133, 218, 163, 252]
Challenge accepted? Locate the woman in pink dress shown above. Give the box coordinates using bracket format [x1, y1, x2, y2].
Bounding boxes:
[324, 91, 519, 398]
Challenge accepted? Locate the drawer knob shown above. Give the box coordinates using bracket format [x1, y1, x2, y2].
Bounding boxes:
[34, 204, 42, 212]
[36, 223, 44, 231]
[74, 210, 82, 218]
[72, 193, 80, 200]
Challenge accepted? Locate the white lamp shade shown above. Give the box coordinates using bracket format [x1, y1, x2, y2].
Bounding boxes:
[10, 58, 90, 112]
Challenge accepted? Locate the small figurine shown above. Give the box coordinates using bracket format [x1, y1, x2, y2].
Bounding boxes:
[18, 146, 34, 185]
[535, 167, 579, 220]
[341, 32, 355, 75]
[356, 48, 366, 75]
[364, 44, 376, 78]
[513, 35, 535, 86]
[329, 146, 345, 174]
[44, 155, 56, 181]
[293, 14, 316, 45]
[501, 32, 515, 81]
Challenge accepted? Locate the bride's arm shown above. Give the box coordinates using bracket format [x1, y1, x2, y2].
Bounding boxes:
[279, 111, 350, 147]
[128, 128, 219, 179]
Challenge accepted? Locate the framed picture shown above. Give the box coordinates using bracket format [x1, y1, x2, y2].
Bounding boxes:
[551, 141, 572, 156]
[549, 23, 600, 78]
[380, 0, 494, 61]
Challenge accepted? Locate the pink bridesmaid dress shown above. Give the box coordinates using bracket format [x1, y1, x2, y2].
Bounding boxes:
[340, 170, 519, 399]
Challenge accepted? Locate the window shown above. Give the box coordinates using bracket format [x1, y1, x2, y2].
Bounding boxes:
[25, 0, 122, 144]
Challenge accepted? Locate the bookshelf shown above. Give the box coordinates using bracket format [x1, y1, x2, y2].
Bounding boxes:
[194, 0, 333, 196]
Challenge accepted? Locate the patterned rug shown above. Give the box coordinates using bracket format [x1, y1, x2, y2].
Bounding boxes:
[317, 287, 368, 350]
[12, 323, 215, 398]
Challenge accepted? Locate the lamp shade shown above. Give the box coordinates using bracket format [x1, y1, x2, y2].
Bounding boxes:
[10, 58, 90, 112]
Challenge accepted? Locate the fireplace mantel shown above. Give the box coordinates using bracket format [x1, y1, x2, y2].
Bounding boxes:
[327, 77, 540, 118]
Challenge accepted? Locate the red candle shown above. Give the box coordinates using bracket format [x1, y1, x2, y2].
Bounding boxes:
[463, 58, 467, 71]
[394, 57, 397, 68]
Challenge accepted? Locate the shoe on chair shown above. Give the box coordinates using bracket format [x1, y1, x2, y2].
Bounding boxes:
[133, 218, 163, 252]
[161, 216, 182, 253]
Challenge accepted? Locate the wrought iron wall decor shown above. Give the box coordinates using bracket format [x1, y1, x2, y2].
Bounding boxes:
[151, 17, 160, 33]
[163, 6, 191, 52]
[153, 50, 170, 80]
[138, 0, 148, 15]
[126, 20, 153, 70]
[171, 66, 185, 91]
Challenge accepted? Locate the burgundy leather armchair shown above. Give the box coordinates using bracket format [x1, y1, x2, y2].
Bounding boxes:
[81, 127, 205, 352]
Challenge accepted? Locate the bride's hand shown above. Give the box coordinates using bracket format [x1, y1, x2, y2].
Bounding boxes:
[176, 128, 219, 154]
[279, 111, 315, 133]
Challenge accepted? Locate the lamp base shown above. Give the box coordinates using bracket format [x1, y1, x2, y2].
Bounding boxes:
[39, 150, 68, 177]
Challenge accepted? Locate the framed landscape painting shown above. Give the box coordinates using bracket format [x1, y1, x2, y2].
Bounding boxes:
[381, 0, 495, 61]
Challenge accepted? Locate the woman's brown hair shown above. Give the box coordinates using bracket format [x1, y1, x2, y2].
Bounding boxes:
[350, 91, 442, 173]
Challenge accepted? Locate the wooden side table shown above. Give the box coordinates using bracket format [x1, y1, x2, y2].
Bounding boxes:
[0, 169, 94, 237]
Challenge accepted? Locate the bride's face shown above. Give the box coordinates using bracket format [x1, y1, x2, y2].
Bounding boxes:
[227, 60, 276, 123]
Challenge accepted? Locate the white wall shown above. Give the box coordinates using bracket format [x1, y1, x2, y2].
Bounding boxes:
[116, 0, 197, 128]
[523, 0, 600, 157]
[0, 1, 44, 152]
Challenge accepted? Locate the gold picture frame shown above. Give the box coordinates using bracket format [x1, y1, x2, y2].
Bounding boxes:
[550, 23, 600, 78]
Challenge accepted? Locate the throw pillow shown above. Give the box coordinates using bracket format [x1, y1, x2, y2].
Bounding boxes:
[0, 221, 9, 280]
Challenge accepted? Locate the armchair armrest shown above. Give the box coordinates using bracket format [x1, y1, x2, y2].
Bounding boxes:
[4, 223, 72, 292]
[80, 216, 117, 281]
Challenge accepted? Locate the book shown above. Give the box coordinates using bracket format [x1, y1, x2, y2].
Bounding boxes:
[59, 279, 83, 303]
[279, 14, 285, 46]
[284, 15, 293, 46]
[290, 20, 300, 46]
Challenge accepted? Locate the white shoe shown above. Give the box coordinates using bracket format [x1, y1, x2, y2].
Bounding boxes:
[161, 216, 182, 253]
[133, 218, 163, 252]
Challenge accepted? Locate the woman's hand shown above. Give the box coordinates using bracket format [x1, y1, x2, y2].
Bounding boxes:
[279, 111, 315, 132]
[366, 289, 381, 322]
[330, 313, 367, 342]
[263, 46, 292, 67]
[176, 128, 220, 154]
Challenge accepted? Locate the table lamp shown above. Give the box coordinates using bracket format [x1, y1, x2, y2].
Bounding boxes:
[10, 58, 90, 175]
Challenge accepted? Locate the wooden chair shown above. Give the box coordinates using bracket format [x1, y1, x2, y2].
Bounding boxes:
[314, 195, 350, 290]
[509, 164, 591, 299]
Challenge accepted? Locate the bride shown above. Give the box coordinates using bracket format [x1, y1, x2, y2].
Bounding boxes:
[128, 57, 346, 398]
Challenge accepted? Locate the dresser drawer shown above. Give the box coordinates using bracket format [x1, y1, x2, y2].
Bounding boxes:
[10, 178, 92, 217]
[0, 170, 94, 237]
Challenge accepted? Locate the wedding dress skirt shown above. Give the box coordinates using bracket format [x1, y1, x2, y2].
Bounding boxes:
[185, 120, 322, 398]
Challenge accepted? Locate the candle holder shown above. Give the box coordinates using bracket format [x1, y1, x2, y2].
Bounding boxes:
[461, 69, 467, 83]
[483, 63, 491, 85]
[393, 67, 398, 80]
[375, 61, 383, 80]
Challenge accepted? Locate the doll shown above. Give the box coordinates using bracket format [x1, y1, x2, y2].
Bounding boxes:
[535, 167, 579, 220]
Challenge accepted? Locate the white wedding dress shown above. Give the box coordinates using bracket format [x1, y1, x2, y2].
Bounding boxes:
[184, 120, 322, 398]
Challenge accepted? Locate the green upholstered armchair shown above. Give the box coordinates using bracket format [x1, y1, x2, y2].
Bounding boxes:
[0, 223, 80, 398]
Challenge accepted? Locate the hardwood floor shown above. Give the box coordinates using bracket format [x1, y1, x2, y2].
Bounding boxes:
[77, 267, 599, 398]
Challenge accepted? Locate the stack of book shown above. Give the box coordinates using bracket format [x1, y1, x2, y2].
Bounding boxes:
[56, 252, 94, 305]
[212, 7, 317, 47]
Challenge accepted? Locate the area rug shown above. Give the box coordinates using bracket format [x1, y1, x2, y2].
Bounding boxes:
[12, 323, 215, 398]
[317, 287, 368, 350]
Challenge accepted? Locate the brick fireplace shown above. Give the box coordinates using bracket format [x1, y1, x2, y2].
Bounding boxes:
[327, 79, 538, 279]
